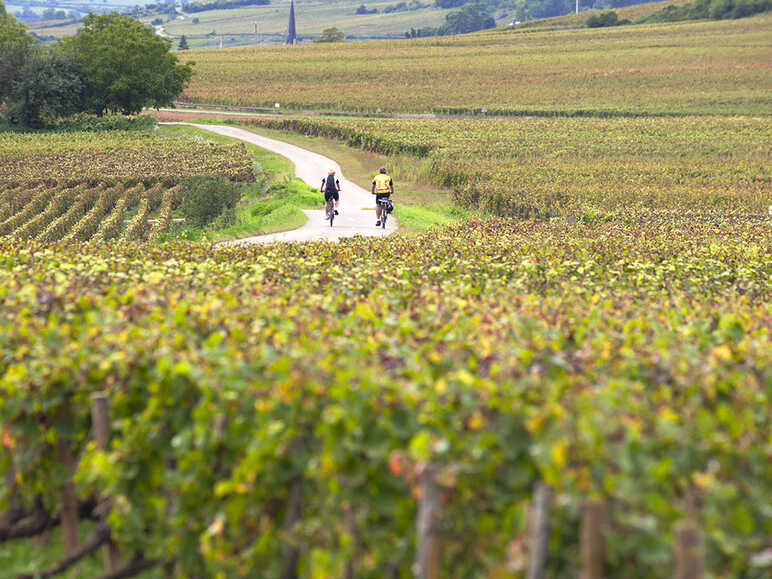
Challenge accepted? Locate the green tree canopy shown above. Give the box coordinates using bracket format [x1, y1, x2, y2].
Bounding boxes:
[313, 26, 344, 43]
[7, 48, 88, 127]
[0, 0, 34, 104]
[62, 12, 194, 115]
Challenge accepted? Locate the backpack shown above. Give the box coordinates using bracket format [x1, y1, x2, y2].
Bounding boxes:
[325, 175, 338, 193]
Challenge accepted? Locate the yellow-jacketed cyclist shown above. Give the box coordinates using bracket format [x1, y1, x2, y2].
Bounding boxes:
[371, 167, 393, 227]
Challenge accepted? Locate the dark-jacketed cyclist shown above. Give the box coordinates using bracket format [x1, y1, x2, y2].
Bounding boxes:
[321, 169, 341, 216]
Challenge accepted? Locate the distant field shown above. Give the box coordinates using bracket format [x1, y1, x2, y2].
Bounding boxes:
[163, 0, 464, 43]
[26, 0, 504, 46]
[26, 18, 81, 38]
[180, 13, 772, 115]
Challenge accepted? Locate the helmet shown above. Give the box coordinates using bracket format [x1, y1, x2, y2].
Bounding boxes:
[379, 167, 387, 174]
[328, 169, 336, 175]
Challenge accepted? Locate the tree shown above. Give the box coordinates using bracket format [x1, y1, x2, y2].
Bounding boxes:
[6, 48, 87, 127]
[441, 4, 495, 34]
[178, 34, 189, 49]
[0, 0, 34, 105]
[313, 26, 344, 42]
[62, 12, 194, 115]
[514, 0, 529, 21]
[585, 10, 629, 26]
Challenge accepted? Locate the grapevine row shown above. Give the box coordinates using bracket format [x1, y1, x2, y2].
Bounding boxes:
[240, 115, 771, 219]
[1, 220, 769, 577]
[0, 182, 180, 244]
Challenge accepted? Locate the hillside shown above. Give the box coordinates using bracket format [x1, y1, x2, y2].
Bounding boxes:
[179, 12, 772, 115]
[25, 0, 509, 46]
[516, 0, 693, 29]
[160, 0, 504, 48]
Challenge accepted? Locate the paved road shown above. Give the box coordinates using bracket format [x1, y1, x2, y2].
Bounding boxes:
[162, 122, 396, 242]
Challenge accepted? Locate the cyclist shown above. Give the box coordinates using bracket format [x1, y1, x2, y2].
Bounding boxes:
[371, 167, 393, 227]
[321, 169, 340, 217]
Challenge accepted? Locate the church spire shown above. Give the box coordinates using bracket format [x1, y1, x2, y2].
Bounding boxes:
[286, 0, 297, 45]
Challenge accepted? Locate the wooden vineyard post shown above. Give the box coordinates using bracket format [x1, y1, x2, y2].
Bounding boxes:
[56, 435, 79, 556]
[580, 499, 606, 579]
[415, 463, 441, 579]
[1, 450, 18, 528]
[674, 521, 704, 579]
[280, 476, 304, 579]
[91, 392, 121, 573]
[343, 503, 361, 579]
[526, 482, 553, 579]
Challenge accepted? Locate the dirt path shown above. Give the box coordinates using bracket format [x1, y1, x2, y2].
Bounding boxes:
[162, 122, 396, 242]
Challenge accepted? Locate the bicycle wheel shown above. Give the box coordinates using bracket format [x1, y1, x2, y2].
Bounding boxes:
[381, 206, 387, 229]
[327, 200, 334, 226]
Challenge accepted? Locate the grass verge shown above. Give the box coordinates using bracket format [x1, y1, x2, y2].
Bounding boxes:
[156, 124, 321, 241]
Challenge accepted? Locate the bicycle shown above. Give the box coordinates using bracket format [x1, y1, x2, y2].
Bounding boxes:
[325, 197, 335, 227]
[377, 197, 392, 229]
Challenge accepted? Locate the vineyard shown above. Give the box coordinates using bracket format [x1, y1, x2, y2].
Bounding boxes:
[0, 131, 255, 185]
[0, 131, 255, 243]
[1, 218, 770, 577]
[179, 14, 772, 115]
[234, 114, 772, 219]
[2, 8, 772, 576]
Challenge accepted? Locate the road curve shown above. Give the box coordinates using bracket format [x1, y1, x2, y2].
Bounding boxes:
[161, 122, 396, 243]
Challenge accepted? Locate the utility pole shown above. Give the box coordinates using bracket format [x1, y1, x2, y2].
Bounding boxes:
[576, 0, 579, 13]
[219, 34, 223, 48]
[254, 21, 259, 44]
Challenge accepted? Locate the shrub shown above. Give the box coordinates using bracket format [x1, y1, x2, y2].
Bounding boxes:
[181, 175, 241, 228]
[313, 26, 344, 42]
[586, 10, 630, 27]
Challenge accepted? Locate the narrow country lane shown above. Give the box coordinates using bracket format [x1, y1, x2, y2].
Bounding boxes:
[161, 122, 397, 243]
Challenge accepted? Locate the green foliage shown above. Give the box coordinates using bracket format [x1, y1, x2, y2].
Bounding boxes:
[0, 0, 34, 105]
[6, 48, 87, 128]
[62, 12, 194, 115]
[586, 10, 630, 27]
[0, 219, 769, 576]
[408, 2, 496, 36]
[394, 202, 479, 232]
[180, 175, 242, 227]
[640, 0, 771, 22]
[384, 0, 427, 13]
[197, 178, 319, 240]
[355, 3, 378, 14]
[178, 34, 189, 50]
[313, 26, 345, 43]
